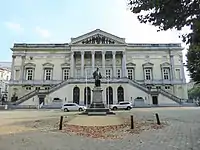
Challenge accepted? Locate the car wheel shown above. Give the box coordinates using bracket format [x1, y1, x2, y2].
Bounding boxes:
[127, 106, 131, 110]
[113, 107, 117, 110]
[64, 108, 69, 112]
[79, 108, 83, 111]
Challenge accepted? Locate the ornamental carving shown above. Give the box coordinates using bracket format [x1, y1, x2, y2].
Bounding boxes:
[81, 34, 115, 44]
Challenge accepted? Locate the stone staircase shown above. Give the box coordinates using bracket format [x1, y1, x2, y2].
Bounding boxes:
[11, 79, 71, 105]
[127, 79, 182, 104]
[158, 88, 182, 104]
[11, 78, 183, 105]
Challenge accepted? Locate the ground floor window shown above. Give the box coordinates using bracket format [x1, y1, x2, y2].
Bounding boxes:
[84, 87, 91, 105]
[106, 86, 113, 104]
[73, 86, 80, 104]
[117, 86, 124, 103]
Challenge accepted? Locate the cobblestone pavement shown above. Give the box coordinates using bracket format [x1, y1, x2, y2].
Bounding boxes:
[0, 107, 200, 150]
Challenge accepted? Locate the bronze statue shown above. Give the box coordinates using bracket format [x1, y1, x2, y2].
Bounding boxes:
[93, 68, 102, 87]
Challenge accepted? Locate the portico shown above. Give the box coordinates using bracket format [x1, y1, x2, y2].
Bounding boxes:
[70, 50, 127, 79]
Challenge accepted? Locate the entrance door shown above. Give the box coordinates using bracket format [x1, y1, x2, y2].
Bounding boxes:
[38, 95, 45, 105]
[117, 86, 124, 103]
[84, 87, 91, 105]
[73, 87, 80, 104]
[39, 98, 44, 105]
[106, 87, 113, 104]
[152, 96, 158, 105]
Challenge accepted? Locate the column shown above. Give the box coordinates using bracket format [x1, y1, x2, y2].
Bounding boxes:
[92, 51, 95, 71]
[112, 51, 116, 78]
[102, 51, 106, 77]
[11, 55, 16, 80]
[170, 54, 175, 81]
[81, 51, 85, 78]
[20, 56, 25, 81]
[70, 51, 74, 78]
[122, 51, 127, 77]
[180, 57, 186, 83]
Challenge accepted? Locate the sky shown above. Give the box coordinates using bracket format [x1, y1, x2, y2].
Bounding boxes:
[0, 0, 191, 82]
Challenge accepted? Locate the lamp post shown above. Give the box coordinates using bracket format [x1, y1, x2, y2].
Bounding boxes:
[85, 70, 88, 108]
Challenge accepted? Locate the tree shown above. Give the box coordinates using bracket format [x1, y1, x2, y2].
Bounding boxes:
[128, 0, 200, 82]
[188, 86, 200, 100]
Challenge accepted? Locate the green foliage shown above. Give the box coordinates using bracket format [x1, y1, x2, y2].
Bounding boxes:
[128, 0, 200, 82]
[186, 45, 200, 83]
[188, 86, 200, 99]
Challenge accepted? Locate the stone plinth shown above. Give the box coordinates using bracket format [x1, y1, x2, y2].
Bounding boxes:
[83, 86, 115, 116]
[92, 87, 103, 103]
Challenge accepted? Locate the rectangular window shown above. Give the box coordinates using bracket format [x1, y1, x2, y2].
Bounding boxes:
[26, 69, 33, 80]
[127, 69, 134, 80]
[15, 70, 20, 80]
[117, 69, 121, 78]
[163, 68, 170, 80]
[45, 87, 50, 90]
[76, 69, 81, 78]
[165, 86, 170, 90]
[144, 69, 152, 80]
[175, 69, 181, 79]
[63, 69, 69, 80]
[106, 69, 111, 79]
[156, 86, 161, 89]
[35, 87, 40, 90]
[25, 86, 31, 90]
[85, 68, 92, 78]
[44, 69, 52, 80]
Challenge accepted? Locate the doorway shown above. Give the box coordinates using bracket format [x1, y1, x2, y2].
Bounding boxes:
[152, 96, 158, 105]
[73, 87, 80, 104]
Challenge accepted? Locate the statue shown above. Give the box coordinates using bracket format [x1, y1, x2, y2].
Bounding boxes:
[93, 68, 102, 87]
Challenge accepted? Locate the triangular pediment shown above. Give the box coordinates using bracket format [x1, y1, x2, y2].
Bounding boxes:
[24, 63, 36, 68]
[126, 62, 136, 67]
[71, 29, 125, 45]
[43, 62, 54, 68]
[142, 62, 154, 67]
[160, 62, 170, 67]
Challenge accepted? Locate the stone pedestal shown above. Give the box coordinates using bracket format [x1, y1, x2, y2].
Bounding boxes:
[83, 86, 115, 116]
[90, 87, 105, 108]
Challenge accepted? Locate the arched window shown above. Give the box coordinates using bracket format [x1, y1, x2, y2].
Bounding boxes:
[117, 86, 124, 103]
[73, 86, 80, 104]
[106, 86, 113, 104]
[84, 87, 91, 105]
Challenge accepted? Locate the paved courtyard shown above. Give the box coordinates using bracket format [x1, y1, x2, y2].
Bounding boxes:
[0, 107, 200, 150]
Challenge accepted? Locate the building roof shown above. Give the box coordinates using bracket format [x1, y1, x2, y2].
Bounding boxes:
[0, 62, 12, 70]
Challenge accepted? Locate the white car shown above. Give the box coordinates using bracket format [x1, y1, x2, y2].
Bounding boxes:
[110, 102, 132, 110]
[61, 103, 86, 112]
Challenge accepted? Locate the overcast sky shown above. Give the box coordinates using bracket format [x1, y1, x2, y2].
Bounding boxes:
[0, 0, 191, 82]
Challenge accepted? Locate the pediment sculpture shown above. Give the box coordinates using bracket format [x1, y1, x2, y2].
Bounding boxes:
[81, 34, 115, 44]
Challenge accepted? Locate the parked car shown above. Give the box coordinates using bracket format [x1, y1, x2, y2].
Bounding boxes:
[61, 103, 87, 112]
[110, 102, 132, 110]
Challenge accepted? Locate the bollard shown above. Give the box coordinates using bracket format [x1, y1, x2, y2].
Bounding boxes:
[59, 116, 64, 130]
[155, 113, 161, 125]
[130, 115, 134, 129]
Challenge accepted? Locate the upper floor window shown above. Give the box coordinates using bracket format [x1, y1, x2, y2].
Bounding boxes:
[175, 69, 181, 79]
[117, 69, 121, 78]
[63, 69, 69, 80]
[44, 69, 52, 80]
[76, 69, 81, 78]
[127, 69, 134, 80]
[144, 68, 152, 80]
[106, 69, 111, 79]
[26, 69, 34, 80]
[165, 86, 170, 90]
[163, 68, 170, 80]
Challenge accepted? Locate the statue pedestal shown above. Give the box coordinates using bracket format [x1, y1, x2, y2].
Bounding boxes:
[84, 86, 115, 116]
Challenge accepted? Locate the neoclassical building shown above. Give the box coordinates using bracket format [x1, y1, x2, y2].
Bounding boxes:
[8, 29, 188, 106]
